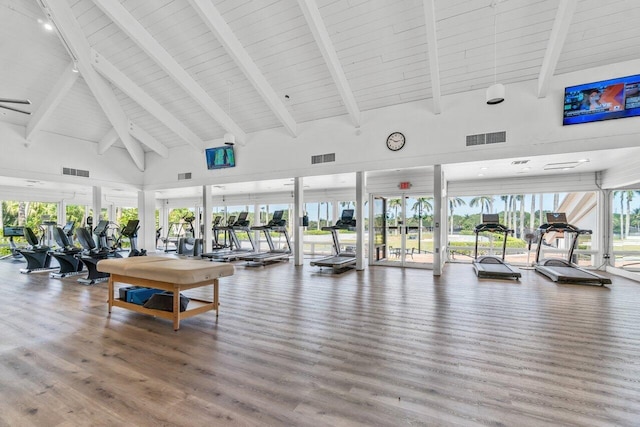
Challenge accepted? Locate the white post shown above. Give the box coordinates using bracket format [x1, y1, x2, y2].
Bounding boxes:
[202, 185, 212, 253]
[294, 177, 304, 266]
[356, 171, 366, 271]
[138, 190, 156, 253]
[433, 165, 444, 276]
[92, 186, 103, 222]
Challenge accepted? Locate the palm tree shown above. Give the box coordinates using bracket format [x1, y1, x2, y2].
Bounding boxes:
[500, 195, 509, 226]
[470, 196, 493, 217]
[412, 197, 433, 252]
[518, 195, 525, 239]
[625, 191, 633, 239]
[448, 197, 466, 235]
[388, 198, 402, 228]
[529, 193, 536, 231]
[316, 202, 321, 230]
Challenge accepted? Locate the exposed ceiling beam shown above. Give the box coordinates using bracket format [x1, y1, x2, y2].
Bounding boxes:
[92, 0, 247, 143]
[98, 128, 118, 155]
[128, 122, 169, 158]
[422, 0, 441, 114]
[91, 49, 204, 152]
[537, 0, 578, 98]
[40, 0, 146, 172]
[297, 0, 360, 127]
[26, 61, 79, 143]
[188, 0, 297, 137]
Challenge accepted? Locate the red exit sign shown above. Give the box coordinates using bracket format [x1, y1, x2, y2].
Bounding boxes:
[399, 181, 411, 190]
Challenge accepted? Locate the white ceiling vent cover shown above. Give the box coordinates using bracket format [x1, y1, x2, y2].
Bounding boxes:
[311, 153, 336, 164]
[466, 131, 506, 146]
[63, 167, 90, 178]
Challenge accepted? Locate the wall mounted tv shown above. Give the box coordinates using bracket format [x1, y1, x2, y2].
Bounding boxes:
[563, 74, 640, 125]
[205, 146, 236, 170]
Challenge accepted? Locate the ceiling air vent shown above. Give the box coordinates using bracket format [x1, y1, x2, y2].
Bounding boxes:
[466, 131, 506, 146]
[486, 131, 506, 144]
[311, 153, 336, 165]
[178, 172, 192, 180]
[62, 167, 90, 178]
[511, 160, 530, 165]
[466, 134, 485, 146]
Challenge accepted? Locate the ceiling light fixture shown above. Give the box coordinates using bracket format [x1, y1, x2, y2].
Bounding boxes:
[486, 1, 505, 105]
[223, 80, 235, 146]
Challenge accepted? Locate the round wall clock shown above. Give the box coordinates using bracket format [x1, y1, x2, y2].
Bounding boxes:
[386, 132, 405, 151]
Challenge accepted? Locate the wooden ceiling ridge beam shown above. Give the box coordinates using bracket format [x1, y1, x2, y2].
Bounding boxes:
[188, 0, 297, 137]
[26, 61, 79, 143]
[128, 121, 169, 158]
[39, 0, 146, 172]
[537, 0, 578, 98]
[91, 0, 246, 143]
[297, 0, 361, 127]
[91, 49, 204, 152]
[423, 0, 442, 114]
[98, 128, 118, 155]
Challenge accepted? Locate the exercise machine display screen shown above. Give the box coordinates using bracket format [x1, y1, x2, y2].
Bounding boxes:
[546, 212, 567, 224]
[3, 226, 24, 237]
[482, 214, 500, 224]
[93, 220, 109, 236]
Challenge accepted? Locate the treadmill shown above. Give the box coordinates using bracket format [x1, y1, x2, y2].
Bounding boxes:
[239, 210, 291, 266]
[310, 209, 357, 273]
[535, 212, 611, 286]
[472, 214, 521, 280]
[202, 212, 256, 261]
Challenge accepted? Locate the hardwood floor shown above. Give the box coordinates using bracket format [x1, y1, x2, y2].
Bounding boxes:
[1, 257, 639, 426]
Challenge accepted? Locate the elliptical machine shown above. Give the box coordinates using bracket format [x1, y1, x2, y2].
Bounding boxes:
[120, 219, 147, 257]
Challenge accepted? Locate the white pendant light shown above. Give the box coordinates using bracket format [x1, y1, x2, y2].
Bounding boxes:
[486, 1, 505, 105]
[224, 80, 235, 145]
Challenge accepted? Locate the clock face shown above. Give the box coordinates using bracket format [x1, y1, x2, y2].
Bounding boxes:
[386, 132, 405, 151]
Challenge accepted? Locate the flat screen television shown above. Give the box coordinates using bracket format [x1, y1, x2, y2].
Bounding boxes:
[205, 146, 236, 170]
[563, 74, 640, 125]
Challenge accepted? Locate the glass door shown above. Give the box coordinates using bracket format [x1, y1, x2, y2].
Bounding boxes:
[371, 194, 433, 268]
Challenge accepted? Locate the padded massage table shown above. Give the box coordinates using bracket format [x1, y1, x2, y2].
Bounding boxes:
[98, 257, 234, 330]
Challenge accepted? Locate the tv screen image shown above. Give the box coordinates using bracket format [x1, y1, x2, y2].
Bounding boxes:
[205, 146, 236, 170]
[563, 74, 640, 125]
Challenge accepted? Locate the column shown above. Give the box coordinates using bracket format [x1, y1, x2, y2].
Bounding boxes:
[293, 176, 304, 266]
[202, 185, 212, 253]
[138, 190, 156, 253]
[356, 171, 366, 271]
[433, 165, 444, 276]
[92, 186, 102, 222]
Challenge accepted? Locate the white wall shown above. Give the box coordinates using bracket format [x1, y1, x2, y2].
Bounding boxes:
[144, 59, 640, 192]
[0, 122, 143, 191]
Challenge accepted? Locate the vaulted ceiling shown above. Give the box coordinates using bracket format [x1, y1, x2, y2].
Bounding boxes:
[1, 0, 639, 173]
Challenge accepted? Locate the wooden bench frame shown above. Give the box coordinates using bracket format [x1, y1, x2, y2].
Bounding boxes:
[108, 274, 219, 331]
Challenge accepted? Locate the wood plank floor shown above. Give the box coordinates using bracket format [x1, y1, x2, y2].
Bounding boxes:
[0, 257, 639, 426]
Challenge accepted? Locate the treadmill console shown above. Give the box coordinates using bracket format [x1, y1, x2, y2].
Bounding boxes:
[268, 210, 287, 227]
[546, 212, 567, 224]
[234, 212, 250, 227]
[336, 209, 356, 228]
[475, 213, 508, 233]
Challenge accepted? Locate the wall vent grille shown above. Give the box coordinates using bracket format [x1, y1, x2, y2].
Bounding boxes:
[178, 172, 192, 180]
[62, 167, 90, 178]
[466, 131, 506, 146]
[311, 153, 336, 164]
